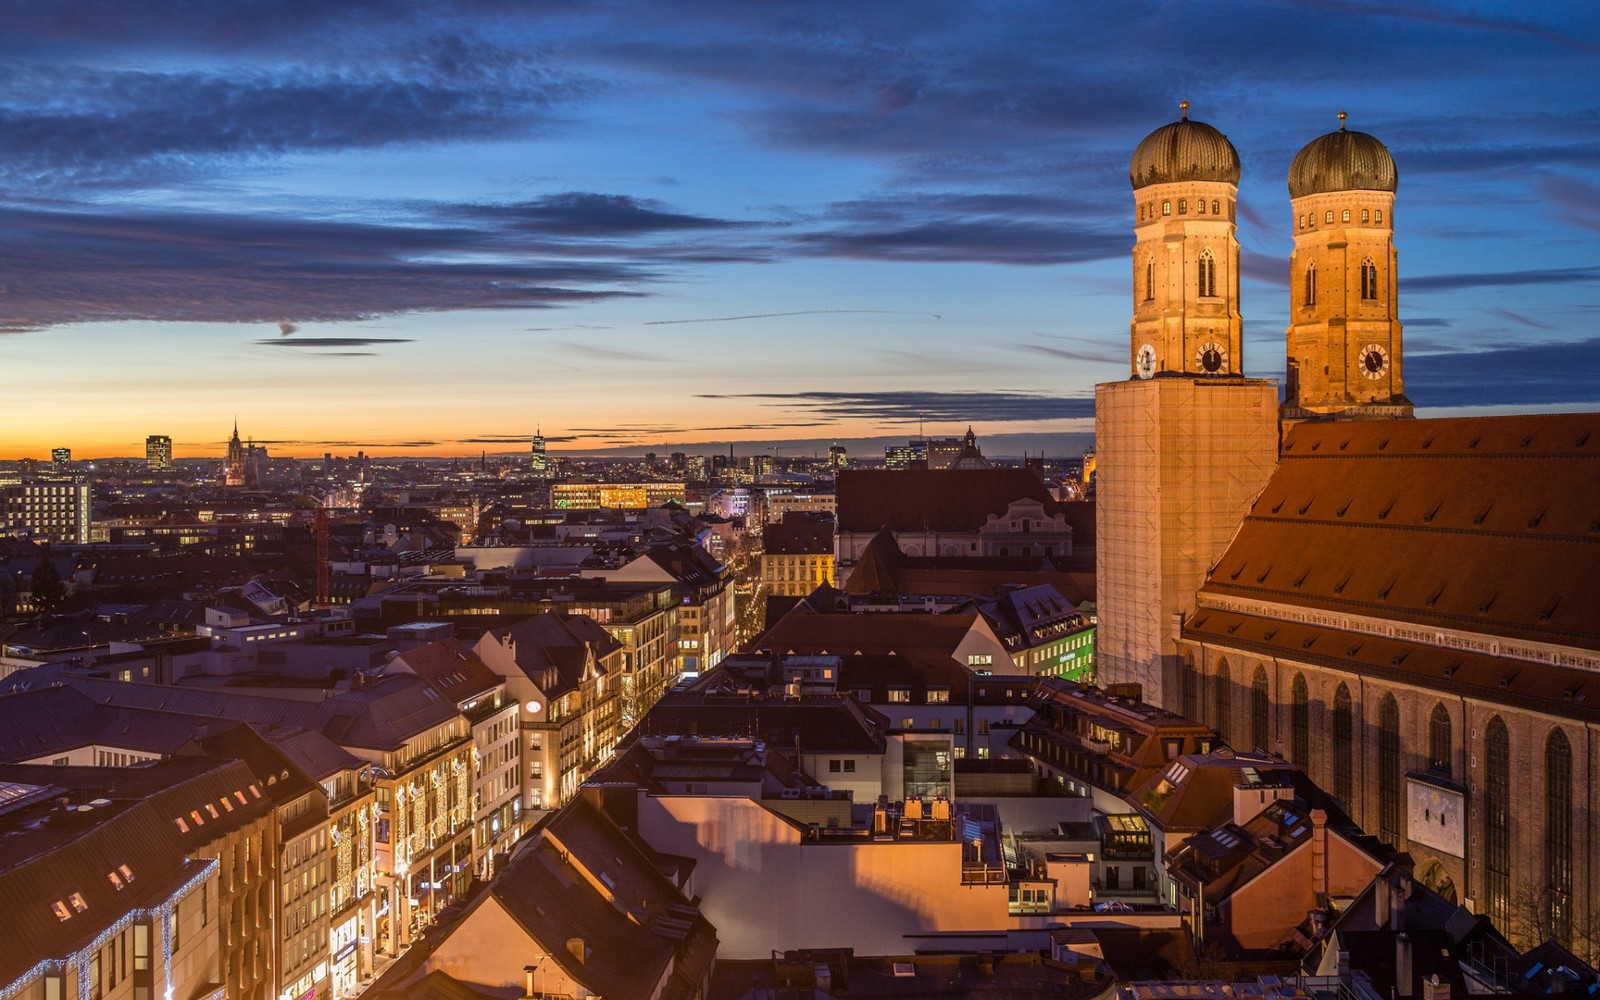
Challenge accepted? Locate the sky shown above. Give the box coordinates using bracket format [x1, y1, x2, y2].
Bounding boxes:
[1, 0, 1597, 460]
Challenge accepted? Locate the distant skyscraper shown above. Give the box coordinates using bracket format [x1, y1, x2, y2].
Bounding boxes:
[146, 434, 173, 470]
[530, 427, 549, 476]
[828, 445, 848, 470]
[225, 421, 246, 486]
[51, 447, 71, 468]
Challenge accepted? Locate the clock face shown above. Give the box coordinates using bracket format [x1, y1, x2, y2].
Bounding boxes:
[1135, 343, 1157, 379]
[1359, 344, 1390, 380]
[1196, 341, 1227, 373]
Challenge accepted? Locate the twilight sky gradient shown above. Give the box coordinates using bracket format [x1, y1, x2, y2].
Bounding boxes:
[2, 1, 1598, 459]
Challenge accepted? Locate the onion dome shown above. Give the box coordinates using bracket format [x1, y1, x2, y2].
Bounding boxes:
[1130, 101, 1241, 190]
[1288, 111, 1397, 198]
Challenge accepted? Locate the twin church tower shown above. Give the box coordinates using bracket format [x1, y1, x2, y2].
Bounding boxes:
[1128, 102, 1409, 419]
[1097, 104, 1411, 708]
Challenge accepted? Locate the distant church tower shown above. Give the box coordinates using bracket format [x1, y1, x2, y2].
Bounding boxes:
[1283, 113, 1412, 421]
[224, 420, 246, 487]
[1095, 104, 1279, 711]
[1129, 101, 1243, 379]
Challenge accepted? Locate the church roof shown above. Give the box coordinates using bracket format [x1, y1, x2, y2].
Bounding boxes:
[836, 468, 1061, 534]
[1289, 118, 1397, 197]
[1198, 412, 1600, 655]
[1130, 109, 1241, 190]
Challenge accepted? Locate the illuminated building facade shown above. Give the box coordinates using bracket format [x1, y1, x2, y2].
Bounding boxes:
[549, 481, 686, 509]
[145, 435, 173, 470]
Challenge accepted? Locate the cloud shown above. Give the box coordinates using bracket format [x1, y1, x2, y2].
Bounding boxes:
[254, 337, 413, 348]
[646, 308, 941, 326]
[1405, 266, 1600, 293]
[277, 321, 299, 336]
[698, 389, 1094, 423]
[553, 339, 676, 363]
[0, 203, 652, 329]
[1483, 308, 1558, 332]
[458, 192, 744, 237]
[1409, 337, 1600, 408]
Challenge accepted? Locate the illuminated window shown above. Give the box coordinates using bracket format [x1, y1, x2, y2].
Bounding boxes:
[1212, 200, 1220, 215]
[927, 688, 950, 704]
[1197, 199, 1207, 215]
[1162, 201, 1171, 216]
[1375, 209, 1383, 224]
[1304, 265, 1318, 307]
[1178, 199, 1188, 215]
[108, 871, 124, 890]
[1342, 209, 1351, 223]
[52, 900, 71, 921]
[1324, 210, 1334, 224]
[1362, 209, 1370, 224]
[69, 892, 87, 913]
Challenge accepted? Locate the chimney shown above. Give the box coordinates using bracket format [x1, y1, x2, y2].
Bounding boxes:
[1375, 876, 1390, 928]
[1391, 876, 1407, 931]
[1422, 975, 1451, 1000]
[1396, 933, 1414, 997]
[1311, 810, 1329, 895]
[523, 965, 537, 1000]
[1336, 950, 1351, 981]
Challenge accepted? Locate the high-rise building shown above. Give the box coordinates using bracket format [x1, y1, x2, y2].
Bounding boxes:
[529, 427, 549, 476]
[1095, 105, 1279, 708]
[1, 481, 92, 544]
[828, 444, 848, 470]
[146, 434, 173, 469]
[1283, 112, 1412, 422]
[50, 447, 70, 468]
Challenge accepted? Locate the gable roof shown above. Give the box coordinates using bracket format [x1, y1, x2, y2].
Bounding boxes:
[836, 468, 1062, 533]
[1202, 413, 1600, 653]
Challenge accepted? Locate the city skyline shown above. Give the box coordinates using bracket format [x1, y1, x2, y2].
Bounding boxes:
[2, 1, 1598, 459]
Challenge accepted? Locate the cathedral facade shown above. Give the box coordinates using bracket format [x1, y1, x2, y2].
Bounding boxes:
[1097, 107, 1600, 960]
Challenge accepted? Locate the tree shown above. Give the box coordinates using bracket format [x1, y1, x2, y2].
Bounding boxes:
[30, 550, 66, 614]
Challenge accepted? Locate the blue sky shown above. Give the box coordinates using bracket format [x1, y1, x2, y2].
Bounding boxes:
[1, 0, 1597, 457]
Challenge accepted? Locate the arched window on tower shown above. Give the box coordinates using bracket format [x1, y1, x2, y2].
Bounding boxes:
[1375, 209, 1384, 224]
[1361, 208, 1370, 224]
[1198, 249, 1217, 298]
[1342, 209, 1351, 223]
[1332, 683, 1353, 808]
[1361, 258, 1379, 300]
[1290, 674, 1309, 767]
[1212, 200, 1220, 215]
[1215, 659, 1231, 741]
[1304, 265, 1318, 307]
[1325, 210, 1334, 224]
[1546, 728, 1573, 945]
[1178, 199, 1188, 215]
[1145, 259, 1155, 302]
[1484, 716, 1511, 933]
[1250, 666, 1269, 750]
[1378, 694, 1401, 843]
[1162, 201, 1171, 216]
[1197, 199, 1207, 215]
[1428, 702, 1452, 776]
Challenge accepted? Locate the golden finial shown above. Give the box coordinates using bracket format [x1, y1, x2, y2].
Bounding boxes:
[1338, 110, 1347, 131]
[1180, 100, 1190, 121]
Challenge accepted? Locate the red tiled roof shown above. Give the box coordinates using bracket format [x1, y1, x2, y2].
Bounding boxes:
[836, 468, 1060, 533]
[1202, 413, 1600, 652]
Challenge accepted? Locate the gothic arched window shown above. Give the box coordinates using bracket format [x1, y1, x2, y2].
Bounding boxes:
[1290, 674, 1309, 767]
[1178, 199, 1188, 215]
[1198, 249, 1217, 298]
[1215, 658, 1231, 740]
[1546, 728, 1573, 945]
[1378, 694, 1401, 842]
[1145, 259, 1155, 301]
[1304, 265, 1318, 307]
[1332, 683, 1353, 807]
[1428, 703, 1451, 775]
[1162, 200, 1171, 216]
[1484, 716, 1511, 932]
[1182, 653, 1199, 723]
[1361, 208, 1370, 224]
[1250, 666, 1269, 750]
[1361, 258, 1379, 300]
[1212, 200, 1220, 215]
